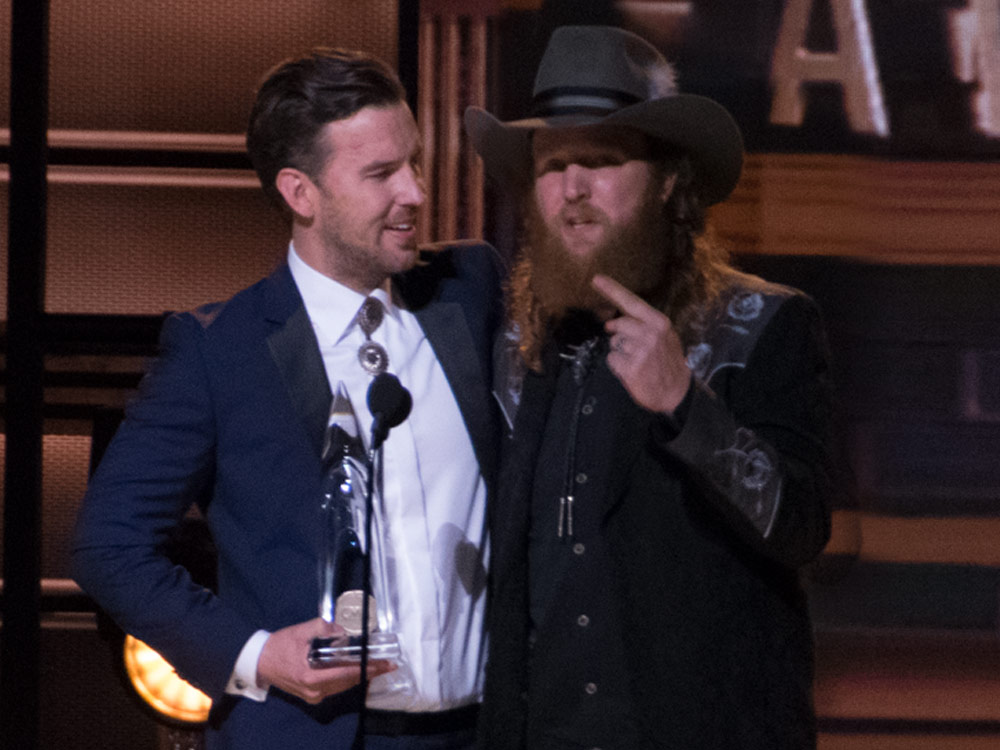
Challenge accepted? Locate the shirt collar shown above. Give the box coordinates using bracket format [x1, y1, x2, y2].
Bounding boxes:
[287, 242, 401, 345]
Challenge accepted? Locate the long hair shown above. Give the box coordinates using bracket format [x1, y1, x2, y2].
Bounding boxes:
[508, 153, 732, 372]
[246, 48, 407, 211]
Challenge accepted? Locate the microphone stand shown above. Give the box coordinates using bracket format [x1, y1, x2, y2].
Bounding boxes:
[353, 435, 379, 750]
[353, 373, 410, 750]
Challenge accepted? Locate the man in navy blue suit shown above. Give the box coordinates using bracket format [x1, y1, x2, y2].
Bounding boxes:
[73, 48, 502, 749]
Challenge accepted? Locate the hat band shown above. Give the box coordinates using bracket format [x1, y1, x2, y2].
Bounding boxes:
[531, 86, 642, 118]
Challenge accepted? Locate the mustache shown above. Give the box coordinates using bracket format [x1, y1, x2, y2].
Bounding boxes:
[385, 210, 417, 225]
[559, 203, 606, 225]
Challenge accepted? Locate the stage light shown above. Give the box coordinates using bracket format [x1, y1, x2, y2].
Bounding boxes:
[122, 634, 212, 725]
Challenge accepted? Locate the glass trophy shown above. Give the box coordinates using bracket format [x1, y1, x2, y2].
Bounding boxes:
[308, 382, 402, 668]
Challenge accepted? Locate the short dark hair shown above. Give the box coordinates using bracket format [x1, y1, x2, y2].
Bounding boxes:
[246, 47, 407, 210]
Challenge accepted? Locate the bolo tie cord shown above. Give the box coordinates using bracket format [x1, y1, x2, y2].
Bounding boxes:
[555, 335, 602, 540]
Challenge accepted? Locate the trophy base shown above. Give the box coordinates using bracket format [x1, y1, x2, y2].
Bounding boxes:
[307, 632, 401, 669]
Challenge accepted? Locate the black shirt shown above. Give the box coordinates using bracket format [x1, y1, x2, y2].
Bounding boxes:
[526, 333, 641, 750]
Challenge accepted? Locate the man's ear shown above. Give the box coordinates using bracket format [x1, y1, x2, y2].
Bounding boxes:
[275, 168, 316, 219]
[660, 172, 678, 203]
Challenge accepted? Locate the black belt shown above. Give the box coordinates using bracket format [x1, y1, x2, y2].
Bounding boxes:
[363, 703, 479, 737]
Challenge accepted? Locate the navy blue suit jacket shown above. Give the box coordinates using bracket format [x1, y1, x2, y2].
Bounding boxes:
[72, 242, 503, 749]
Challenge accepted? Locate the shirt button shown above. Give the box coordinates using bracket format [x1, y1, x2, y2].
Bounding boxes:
[575, 472, 588, 485]
[584, 682, 598, 695]
[573, 542, 586, 555]
[577, 614, 590, 627]
[235, 679, 246, 690]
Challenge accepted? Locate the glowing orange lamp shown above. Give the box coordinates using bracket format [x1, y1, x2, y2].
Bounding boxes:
[122, 634, 212, 725]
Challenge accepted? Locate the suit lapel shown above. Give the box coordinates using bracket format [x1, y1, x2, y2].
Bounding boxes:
[493, 348, 557, 569]
[263, 265, 331, 458]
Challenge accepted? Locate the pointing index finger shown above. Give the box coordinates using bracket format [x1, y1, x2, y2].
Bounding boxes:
[591, 274, 657, 321]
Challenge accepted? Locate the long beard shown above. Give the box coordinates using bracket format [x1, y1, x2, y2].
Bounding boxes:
[523, 186, 671, 322]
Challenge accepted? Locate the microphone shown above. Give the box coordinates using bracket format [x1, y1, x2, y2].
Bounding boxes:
[367, 372, 412, 449]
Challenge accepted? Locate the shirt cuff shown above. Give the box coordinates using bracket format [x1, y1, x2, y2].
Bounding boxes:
[224, 629, 271, 702]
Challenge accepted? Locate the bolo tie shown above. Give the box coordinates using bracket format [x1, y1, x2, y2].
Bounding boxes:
[356, 297, 389, 376]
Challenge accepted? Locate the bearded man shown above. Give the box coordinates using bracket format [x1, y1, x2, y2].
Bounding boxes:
[465, 26, 836, 750]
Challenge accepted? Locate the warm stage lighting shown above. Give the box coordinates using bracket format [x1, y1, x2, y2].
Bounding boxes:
[122, 634, 212, 725]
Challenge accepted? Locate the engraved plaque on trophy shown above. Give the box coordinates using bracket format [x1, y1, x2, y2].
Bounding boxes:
[308, 382, 401, 667]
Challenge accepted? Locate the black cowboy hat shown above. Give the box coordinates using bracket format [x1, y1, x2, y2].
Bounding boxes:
[464, 25, 744, 205]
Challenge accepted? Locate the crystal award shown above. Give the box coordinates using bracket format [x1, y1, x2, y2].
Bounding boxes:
[308, 382, 402, 667]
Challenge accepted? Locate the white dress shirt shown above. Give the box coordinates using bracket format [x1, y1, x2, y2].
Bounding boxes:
[227, 244, 488, 711]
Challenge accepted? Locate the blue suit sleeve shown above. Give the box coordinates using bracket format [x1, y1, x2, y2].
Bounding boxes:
[71, 312, 258, 698]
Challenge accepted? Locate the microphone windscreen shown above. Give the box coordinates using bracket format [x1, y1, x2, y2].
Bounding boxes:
[367, 372, 412, 429]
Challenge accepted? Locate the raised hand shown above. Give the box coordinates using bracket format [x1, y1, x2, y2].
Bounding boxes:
[591, 274, 691, 414]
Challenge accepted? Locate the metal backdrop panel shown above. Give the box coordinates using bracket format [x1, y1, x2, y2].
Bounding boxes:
[3, 0, 398, 134]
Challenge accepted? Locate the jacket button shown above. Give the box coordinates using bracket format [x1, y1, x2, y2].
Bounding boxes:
[584, 682, 598, 695]
[577, 614, 590, 627]
[573, 542, 585, 555]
